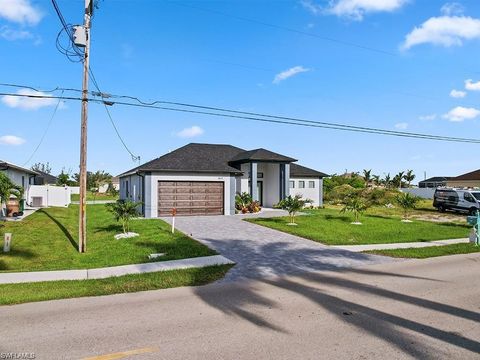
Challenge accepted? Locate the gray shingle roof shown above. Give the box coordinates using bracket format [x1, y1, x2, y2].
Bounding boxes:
[119, 143, 325, 178]
[290, 163, 328, 178]
[419, 176, 451, 183]
[0, 161, 38, 175]
[229, 148, 297, 164]
[451, 169, 480, 181]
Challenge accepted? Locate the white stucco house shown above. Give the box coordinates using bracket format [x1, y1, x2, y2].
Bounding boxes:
[118, 143, 328, 217]
[0, 160, 37, 198]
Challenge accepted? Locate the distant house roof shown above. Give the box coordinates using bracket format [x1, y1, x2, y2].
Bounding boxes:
[119, 143, 325, 178]
[450, 169, 480, 181]
[0, 160, 37, 175]
[229, 148, 296, 164]
[419, 176, 451, 183]
[33, 170, 58, 185]
[290, 163, 328, 178]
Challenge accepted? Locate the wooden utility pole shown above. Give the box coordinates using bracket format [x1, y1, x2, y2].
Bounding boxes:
[78, 0, 92, 253]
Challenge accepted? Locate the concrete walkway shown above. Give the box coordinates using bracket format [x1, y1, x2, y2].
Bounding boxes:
[71, 200, 116, 205]
[0, 255, 234, 284]
[332, 238, 470, 252]
[163, 212, 396, 282]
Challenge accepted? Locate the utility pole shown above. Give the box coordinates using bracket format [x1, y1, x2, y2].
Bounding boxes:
[78, 0, 93, 253]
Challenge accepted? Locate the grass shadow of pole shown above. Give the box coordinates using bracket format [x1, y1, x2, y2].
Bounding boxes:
[40, 209, 78, 250]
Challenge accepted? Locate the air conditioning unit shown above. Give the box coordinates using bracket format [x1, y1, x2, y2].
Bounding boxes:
[31, 197, 43, 208]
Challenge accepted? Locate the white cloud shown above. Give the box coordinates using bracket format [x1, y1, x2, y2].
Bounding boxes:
[394, 122, 408, 130]
[419, 114, 437, 121]
[0, 0, 43, 25]
[273, 66, 310, 84]
[1, 89, 56, 110]
[318, 0, 408, 21]
[176, 126, 204, 138]
[401, 15, 480, 50]
[300, 0, 322, 15]
[0, 25, 33, 40]
[443, 106, 480, 122]
[0, 135, 26, 146]
[465, 79, 480, 91]
[440, 2, 464, 16]
[450, 89, 466, 98]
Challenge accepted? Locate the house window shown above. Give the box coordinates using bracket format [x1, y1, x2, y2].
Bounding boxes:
[289, 180, 295, 188]
[308, 181, 315, 188]
[298, 181, 305, 189]
[126, 180, 129, 198]
[22, 176, 25, 188]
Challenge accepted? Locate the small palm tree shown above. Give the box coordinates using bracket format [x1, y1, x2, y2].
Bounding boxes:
[404, 170, 415, 188]
[363, 169, 372, 187]
[0, 172, 23, 217]
[277, 195, 312, 225]
[395, 193, 420, 222]
[106, 200, 141, 234]
[383, 173, 391, 189]
[341, 196, 368, 224]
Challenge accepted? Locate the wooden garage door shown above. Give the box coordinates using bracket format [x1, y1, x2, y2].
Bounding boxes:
[158, 181, 224, 216]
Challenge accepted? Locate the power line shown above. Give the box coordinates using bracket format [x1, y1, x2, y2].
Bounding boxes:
[22, 91, 64, 167]
[1, 90, 480, 144]
[170, 2, 397, 57]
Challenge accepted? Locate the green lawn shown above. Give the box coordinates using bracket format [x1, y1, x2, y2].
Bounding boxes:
[0, 205, 215, 272]
[365, 243, 480, 259]
[71, 191, 119, 201]
[0, 265, 232, 305]
[247, 208, 469, 245]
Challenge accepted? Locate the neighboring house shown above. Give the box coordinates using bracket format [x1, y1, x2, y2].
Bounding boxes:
[418, 176, 451, 188]
[98, 176, 120, 193]
[118, 143, 328, 217]
[447, 169, 480, 188]
[0, 160, 37, 198]
[33, 170, 59, 185]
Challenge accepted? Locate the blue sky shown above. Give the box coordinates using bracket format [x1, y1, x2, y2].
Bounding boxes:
[1, 0, 480, 182]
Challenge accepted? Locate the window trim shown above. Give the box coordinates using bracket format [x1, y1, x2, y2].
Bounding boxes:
[308, 181, 315, 188]
[289, 180, 295, 188]
[298, 180, 305, 189]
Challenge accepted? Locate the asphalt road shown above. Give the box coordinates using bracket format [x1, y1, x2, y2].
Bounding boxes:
[1, 253, 479, 360]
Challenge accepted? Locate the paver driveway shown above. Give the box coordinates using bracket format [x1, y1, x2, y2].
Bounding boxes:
[165, 211, 396, 281]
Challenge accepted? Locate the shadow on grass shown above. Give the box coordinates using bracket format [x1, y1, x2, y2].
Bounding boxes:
[0, 248, 37, 270]
[324, 214, 352, 223]
[40, 210, 78, 250]
[95, 224, 123, 233]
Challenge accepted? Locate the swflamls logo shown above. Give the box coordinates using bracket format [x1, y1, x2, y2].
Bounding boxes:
[0, 353, 35, 359]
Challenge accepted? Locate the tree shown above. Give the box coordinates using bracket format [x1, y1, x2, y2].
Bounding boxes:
[363, 169, 372, 187]
[277, 194, 312, 225]
[31, 162, 52, 174]
[341, 196, 368, 224]
[372, 174, 381, 186]
[392, 171, 405, 188]
[106, 200, 141, 234]
[404, 170, 415, 188]
[383, 173, 391, 189]
[0, 172, 23, 216]
[73, 170, 112, 191]
[57, 168, 76, 186]
[395, 193, 420, 221]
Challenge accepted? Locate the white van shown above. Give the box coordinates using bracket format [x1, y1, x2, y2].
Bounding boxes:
[433, 188, 480, 215]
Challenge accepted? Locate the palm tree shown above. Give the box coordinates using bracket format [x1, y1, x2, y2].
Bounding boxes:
[341, 196, 368, 224]
[396, 193, 420, 221]
[0, 172, 23, 217]
[404, 170, 415, 188]
[383, 173, 391, 189]
[372, 174, 381, 186]
[363, 169, 372, 187]
[277, 194, 312, 225]
[106, 200, 141, 234]
[392, 171, 405, 188]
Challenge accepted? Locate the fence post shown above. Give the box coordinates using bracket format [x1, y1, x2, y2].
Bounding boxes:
[3, 233, 12, 252]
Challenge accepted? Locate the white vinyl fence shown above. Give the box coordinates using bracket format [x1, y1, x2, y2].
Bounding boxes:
[27, 185, 71, 207]
[400, 188, 436, 199]
[69, 186, 80, 195]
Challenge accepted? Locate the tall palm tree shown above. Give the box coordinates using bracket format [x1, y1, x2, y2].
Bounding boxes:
[393, 171, 405, 188]
[372, 174, 381, 186]
[383, 173, 391, 189]
[404, 170, 415, 188]
[363, 169, 372, 187]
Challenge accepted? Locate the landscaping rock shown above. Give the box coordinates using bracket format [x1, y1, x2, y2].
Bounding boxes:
[148, 253, 166, 259]
[114, 232, 139, 240]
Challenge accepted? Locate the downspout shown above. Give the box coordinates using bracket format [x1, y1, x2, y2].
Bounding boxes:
[136, 171, 145, 216]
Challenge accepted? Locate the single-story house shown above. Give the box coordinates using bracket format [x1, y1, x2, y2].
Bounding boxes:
[0, 160, 37, 197]
[447, 169, 480, 188]
[118, 143, 328, 217]
[33, 170, 59, 185]
[418, 176, 451, 188]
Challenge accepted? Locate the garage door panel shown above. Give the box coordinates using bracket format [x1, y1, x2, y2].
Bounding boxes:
[157, 181, 224, 216]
